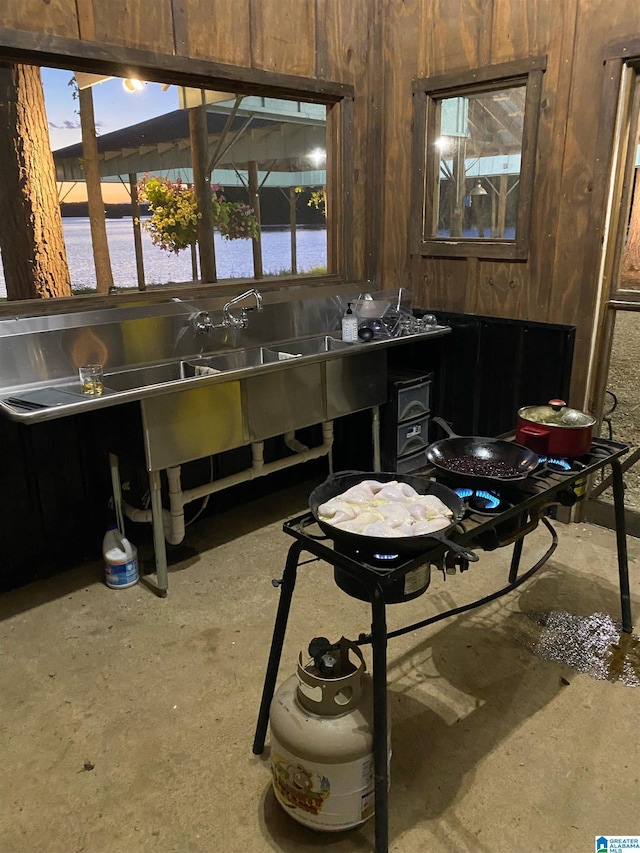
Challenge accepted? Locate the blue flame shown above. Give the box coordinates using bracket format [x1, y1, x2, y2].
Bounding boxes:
[455, 487, 501, 509]
[455, 488, 474, 499]
[475, 490, 501, 509]
[373, 552, 400, 561]
[540, 456, 571, 470]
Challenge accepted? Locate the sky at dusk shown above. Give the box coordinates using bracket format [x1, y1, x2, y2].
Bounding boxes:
[42, 66, 178, 203]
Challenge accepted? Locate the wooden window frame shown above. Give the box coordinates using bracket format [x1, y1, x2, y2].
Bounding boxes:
[411, 56, 546, 261]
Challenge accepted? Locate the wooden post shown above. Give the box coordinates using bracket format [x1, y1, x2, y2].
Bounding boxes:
[451, 139, 466, 237]
[289, 186, 297, 274]
[497, 173, 508, 238]
[128, 173, 145, 291]
[190, 244, 198, 282]
[78, 84, 114, 293]
[248, 160, 263, 279]
[188, 104, 217, 283]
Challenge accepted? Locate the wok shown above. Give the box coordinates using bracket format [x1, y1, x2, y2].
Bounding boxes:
[427, 417, 540, 485]
[309, 470, 478, 562]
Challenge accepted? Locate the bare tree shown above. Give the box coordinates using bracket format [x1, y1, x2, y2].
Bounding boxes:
[77, 84, 114, 293]
[0, 62, 72, 300]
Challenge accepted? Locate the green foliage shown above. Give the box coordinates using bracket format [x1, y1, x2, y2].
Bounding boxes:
[138, 175, 259, 255]
[218, 201, 260, 241]
[307, 188, 326, 217]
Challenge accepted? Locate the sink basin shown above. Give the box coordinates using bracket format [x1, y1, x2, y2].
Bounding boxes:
[83, 331, 360, 399]
[183, 347, 283, 375]
[105, 361, 186, 392]
[273, 335, 352, 356]
[104, 337, 351, 391]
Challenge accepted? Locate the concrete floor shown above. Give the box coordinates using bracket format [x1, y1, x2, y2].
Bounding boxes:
[1, 477, 639, 853]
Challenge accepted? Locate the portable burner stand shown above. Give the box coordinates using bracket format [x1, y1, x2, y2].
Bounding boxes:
[252, 438, 633, 853]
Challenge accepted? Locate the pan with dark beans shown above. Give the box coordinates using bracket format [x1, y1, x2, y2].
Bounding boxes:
[426, 417, 540, 485]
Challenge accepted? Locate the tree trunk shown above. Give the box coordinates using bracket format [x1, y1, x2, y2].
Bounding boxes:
[621, 168, 640, 285]
[78, 85, 114, 293]
[0, 63, 72, 300]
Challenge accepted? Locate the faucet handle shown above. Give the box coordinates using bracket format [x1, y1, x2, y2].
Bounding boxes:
[195, 311, 212, 334]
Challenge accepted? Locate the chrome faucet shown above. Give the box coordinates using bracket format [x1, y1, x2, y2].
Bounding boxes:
[192, 289, 263, 334]
[222, 289, 263, 329]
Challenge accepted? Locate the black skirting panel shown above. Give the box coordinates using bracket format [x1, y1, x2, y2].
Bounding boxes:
[410, 311, 575, 439]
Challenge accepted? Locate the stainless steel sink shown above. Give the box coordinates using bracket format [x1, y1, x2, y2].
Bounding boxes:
[105, 337, 351, 392]
[182, 347, 283, 374]
[105, 361, 186, 391]
[274, 334, 352, 356]
[181, 338, 346, 374]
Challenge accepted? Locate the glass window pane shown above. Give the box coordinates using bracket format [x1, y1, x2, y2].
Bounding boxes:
[0, 63, 330, 301]
[432, 84, 525, 240]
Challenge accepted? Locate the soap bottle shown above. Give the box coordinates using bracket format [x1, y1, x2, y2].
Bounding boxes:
[341, 302, 358, 342]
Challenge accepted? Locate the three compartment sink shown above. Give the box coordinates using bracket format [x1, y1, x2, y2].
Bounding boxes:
[184, 334, 351, 375]
[105, 334, 353, 392]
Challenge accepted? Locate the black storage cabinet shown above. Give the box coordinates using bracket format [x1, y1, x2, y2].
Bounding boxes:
[381, 368, 434, 472]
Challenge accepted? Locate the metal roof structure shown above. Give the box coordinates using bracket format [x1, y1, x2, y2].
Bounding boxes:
[53, 105, 327, 187]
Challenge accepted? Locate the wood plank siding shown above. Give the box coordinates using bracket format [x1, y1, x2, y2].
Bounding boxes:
[380, 0, 640, 407]
[2, 0, 638, 401]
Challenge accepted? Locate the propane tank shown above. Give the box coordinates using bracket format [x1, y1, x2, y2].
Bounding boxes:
[269, 636, 389, 832]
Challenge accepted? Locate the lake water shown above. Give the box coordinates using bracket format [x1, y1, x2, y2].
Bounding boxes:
[0, 217, 327, 297]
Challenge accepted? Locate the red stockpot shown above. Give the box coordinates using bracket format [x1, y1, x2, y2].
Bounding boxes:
[516, 399, 596, 457]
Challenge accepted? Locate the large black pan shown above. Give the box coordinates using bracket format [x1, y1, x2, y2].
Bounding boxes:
[309, 470, 478, 562]
[426, 417, 539, 486]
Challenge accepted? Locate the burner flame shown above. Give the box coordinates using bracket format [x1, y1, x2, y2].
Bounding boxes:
[540, 456, 572, 471]
[373, 552, 400, 561]
[455, 488, 474, 499]
[475, 490, 501, 509]
[455, 487, 501, 510]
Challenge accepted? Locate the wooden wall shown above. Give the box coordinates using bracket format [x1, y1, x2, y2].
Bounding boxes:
[378, 0, 640, 406]
[4, 0, 639, 405]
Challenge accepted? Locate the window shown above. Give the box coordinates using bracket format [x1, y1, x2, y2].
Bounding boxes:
[0, 34, 352, 305]
[411, 56, 546, 260]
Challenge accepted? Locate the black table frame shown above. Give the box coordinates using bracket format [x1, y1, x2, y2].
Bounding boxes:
[252, 441, 632, 853]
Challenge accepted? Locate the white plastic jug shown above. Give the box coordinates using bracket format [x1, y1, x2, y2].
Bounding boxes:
[103, 525, 139, 589]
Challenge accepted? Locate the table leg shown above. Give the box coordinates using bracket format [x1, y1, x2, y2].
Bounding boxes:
[253, 540, 303, 754]
[508, 536, 525, 584]
[611, 458, 633, 632]
[370, 585, 389, 853]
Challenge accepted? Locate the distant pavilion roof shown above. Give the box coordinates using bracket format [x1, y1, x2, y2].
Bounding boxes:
[53, 107, 326, 186]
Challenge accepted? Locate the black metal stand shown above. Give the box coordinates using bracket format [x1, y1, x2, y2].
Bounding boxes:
[253, 439, 633, 853]
[251, 518, 563, 853]
[612, 457, 633, 633]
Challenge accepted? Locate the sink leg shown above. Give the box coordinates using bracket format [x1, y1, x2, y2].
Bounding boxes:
[149, 469, 169, 596]
[108, 452, 126, 535]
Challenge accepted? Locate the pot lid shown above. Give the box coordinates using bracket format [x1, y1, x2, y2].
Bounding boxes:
[519, 399, 596, 428]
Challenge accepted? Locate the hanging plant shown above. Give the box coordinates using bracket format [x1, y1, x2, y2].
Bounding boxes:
[218, 201, 260, 241]
[138, 175, 259, 254]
